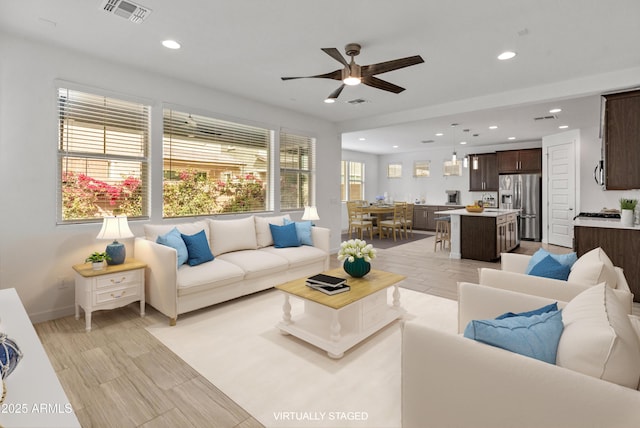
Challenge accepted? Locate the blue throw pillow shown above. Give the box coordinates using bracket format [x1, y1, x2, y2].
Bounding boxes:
[525, 248, 577, 274]
[156, 227, 189, 266]
[495, 302, 559, 320]
[180, 229, 214, 266]
[269, 222, 300, 248]
[464, 310, 564, 364]
[528, 255, 571, 280]
[283, 218, 313, 246]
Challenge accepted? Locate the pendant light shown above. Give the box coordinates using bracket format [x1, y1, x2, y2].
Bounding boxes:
[450, 123, 458, 163]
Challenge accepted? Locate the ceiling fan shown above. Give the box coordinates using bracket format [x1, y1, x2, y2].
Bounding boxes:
[281, 43, 424, 103]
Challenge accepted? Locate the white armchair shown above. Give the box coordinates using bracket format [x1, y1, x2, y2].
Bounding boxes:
[479, 251, 633, 313]
[402, 282, 640, 428]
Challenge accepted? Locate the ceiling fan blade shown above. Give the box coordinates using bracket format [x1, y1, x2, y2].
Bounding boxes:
[326, 84, 346, 101]
[362, 76, 405, 94]
[281, 69, 342, 81]
[321, 47, 350, 67]
[362, 55, 424, 76]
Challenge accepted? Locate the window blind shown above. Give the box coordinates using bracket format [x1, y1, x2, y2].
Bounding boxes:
[163, 109, 271, 217]
[57, 88, 150, 223]
[279, 132, 315, 210]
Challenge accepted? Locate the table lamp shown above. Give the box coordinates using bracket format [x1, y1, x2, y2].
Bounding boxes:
[96, 215, 134, 265]
[302, 206, 320, 225]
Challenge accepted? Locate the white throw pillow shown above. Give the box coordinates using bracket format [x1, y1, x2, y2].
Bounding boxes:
[144, 220, 210, 243]
[568, 247, 618, 289]
[254, 215, 291, 248]
[556, 283, 640, 389]
[208, 216, 258, 256]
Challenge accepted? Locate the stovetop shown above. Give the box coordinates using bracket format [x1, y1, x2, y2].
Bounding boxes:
[576, 212, 621, 219]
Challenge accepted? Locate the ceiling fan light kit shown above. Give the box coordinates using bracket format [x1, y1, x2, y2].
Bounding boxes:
[282, 43, 424, 102]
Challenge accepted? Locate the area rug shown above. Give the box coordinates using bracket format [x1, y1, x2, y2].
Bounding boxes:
[147, 288, 457, 428]
[340, 232, 432, 250]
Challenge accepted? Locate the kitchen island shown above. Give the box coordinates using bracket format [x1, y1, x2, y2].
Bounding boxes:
[435, 208, 520, 261]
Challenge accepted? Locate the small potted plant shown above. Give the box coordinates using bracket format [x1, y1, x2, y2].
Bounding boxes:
[337, 239, 377, 278]
[619, 198, 638, 227]
[85, 252, 111, 271]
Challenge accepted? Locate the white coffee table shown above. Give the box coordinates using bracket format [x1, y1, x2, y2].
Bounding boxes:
[275, 268, 406, 358]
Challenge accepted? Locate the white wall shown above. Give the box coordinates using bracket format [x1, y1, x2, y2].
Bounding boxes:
[0, 34, 342, 322]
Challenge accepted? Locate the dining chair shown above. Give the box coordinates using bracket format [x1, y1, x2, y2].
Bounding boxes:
[347, 201, 373, 240]
[402, 203, 414, 237]
[379, 203, 405, 241]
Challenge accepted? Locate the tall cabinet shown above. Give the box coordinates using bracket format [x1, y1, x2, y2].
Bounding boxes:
[469, 153, 498, 191]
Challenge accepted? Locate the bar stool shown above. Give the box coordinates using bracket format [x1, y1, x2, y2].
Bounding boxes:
[434, 216, 451, 251]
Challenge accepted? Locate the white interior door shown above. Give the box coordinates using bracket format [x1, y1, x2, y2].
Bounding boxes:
[547, 142, 576, 247]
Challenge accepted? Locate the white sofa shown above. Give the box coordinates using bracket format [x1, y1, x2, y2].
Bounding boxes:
[134, 215, 330, 325]
[478, 250, 633, 312]
[402, 282, 640, 428]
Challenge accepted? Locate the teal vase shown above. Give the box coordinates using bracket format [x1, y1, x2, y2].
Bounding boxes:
[343, 258, 371, 278]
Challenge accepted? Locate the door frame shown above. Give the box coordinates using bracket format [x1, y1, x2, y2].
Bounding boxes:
[542, 129, 579, 246]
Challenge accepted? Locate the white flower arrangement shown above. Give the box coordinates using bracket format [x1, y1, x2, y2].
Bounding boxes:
[337, 239, 377, 263]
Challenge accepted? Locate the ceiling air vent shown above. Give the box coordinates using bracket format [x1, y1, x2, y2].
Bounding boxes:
[533, 115, 558, 121]
[421, 139, 435, 144]
[100, 0, 152, 23]
[346, 98, 368, 105]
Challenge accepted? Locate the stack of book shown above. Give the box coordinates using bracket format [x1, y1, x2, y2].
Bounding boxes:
[306, 273, 350, 295]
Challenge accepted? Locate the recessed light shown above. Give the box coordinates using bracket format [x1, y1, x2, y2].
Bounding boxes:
[549, 108, 562, 113]
[359, 137, 366, 141]
[489, 125, 498, 130]
[460, 141, 467, 145]
[559, 125, 569, 129]
[392, 145, 399, 148]
[435, 133, 444, 136]
[162, 40, 181, 49]
[324, 98, 335, 104]
[497, 51, 517, 60]
[508, 137, 516, 140]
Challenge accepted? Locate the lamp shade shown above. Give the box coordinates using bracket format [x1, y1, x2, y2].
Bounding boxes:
[96, 216, 134, 265]
[301, 206, 320, 221]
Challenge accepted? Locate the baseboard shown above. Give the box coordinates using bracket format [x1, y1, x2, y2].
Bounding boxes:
[28, 304, 77, 324]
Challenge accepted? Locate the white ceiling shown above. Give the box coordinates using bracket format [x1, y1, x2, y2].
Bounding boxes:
[2, 0, 640, 154]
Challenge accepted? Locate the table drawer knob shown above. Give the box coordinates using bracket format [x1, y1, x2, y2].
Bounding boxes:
[110, 277, 127, 284]
[110, 290, 126, 299]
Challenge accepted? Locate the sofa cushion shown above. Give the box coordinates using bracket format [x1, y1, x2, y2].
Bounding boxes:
[269, 223, 300, 248]
[525, 248, 577, 274]
[568, 247, 618, 288]
[156, 227, 188, 266]
[283, 218, 313, 246]
[181, 230, 215, 266]
[528, 255, 571, 280]
[217, 250, 288, 279]
[260, 245, 327, 269]
[556, 283, 640, 389]
[255, 215, 291, 248]
[464, 309, 564, 364]
[208, 216, 258, 256]
[144, 220, 210, 243]
[176, 259, 245, 297]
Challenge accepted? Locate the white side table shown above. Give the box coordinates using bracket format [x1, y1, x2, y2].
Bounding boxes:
[73, 258, 146, 331]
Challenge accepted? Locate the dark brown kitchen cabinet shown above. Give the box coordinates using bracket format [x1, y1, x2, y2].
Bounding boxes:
[497, 148, 542, 174]
[603, 90, 640, 190]
[413, 205, 462, 231]
[469, 153, 498, 191]
[461, 214, 518, 262]
[574, 225, 640, 302]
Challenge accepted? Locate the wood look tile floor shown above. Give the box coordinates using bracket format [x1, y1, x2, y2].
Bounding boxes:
[33, 234, 571, 427]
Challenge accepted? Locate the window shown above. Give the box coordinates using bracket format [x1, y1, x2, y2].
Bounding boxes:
[341, 161, 365, 201]
[280, 132, 315, 210]
[163, 109, 271, 217]
[57, 88, 150, 223]
[387, 163, 402, 178]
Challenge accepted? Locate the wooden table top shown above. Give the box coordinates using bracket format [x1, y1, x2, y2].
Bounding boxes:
[276, 268, 406, 309]
[72, 257, 147, 277]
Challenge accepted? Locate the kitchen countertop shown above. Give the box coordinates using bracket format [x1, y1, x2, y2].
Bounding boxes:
[574, 217, 640, 230]
[434, 208, 520, 217]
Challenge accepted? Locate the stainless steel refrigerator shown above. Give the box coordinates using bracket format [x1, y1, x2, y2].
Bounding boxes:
[498, 174, 542, 241]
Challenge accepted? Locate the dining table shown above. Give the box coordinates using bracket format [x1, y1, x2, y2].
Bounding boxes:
[362, 204, 396, 238]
